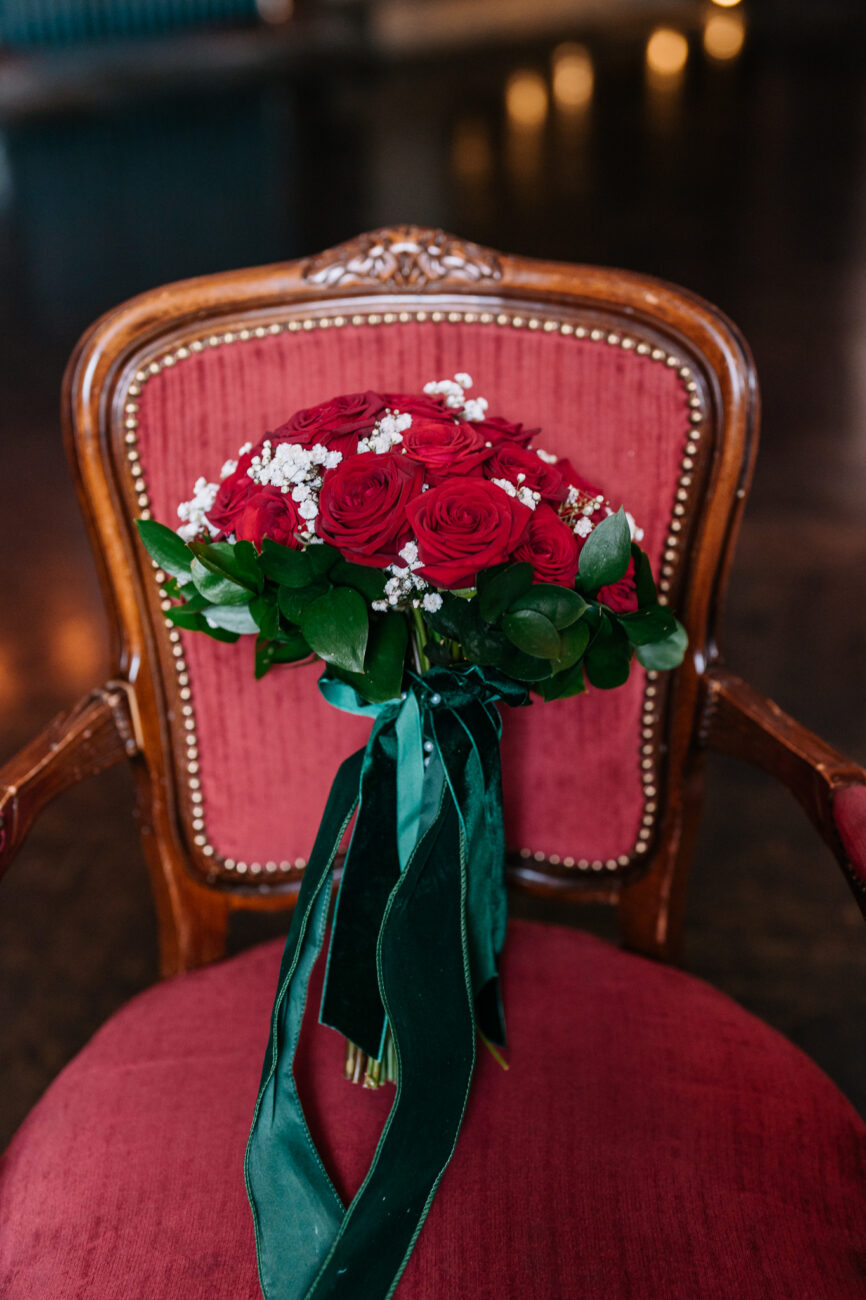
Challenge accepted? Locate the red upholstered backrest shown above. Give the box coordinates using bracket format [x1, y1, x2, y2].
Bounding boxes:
[131, 312, 695, 883]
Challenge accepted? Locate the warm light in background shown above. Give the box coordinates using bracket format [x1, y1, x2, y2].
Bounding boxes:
[703, 11, 746, 61]
[505, 70, 549, 129]
[256, 0, 293, 22]
[51, 614, 104, 692]
[709, 0, 742, 8]
[452, 118, 493, 184]
[552, 43, 594, 112]
[645, 28, 689, 80]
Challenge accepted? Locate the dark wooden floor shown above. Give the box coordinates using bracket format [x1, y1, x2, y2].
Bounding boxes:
[1, 12, 865, 1145]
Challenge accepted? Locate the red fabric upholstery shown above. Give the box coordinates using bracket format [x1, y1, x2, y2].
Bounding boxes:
[3, 921, 863, 1299]
[835, 785, 866, 886]
[135, 322, 690, 865]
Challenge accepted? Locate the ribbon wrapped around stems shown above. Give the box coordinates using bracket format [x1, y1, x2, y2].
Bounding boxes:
[245, 664, 528, 1300]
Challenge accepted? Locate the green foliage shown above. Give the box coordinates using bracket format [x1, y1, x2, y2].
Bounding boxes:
[259, 539, 314, 587]
[136, 498, 685, 704]
[330, 559, 388, 602]
[136, 520, 193, 580]
[584, 613, 632, 689]
[189, 540, 262, 592]
[330, 612, 408, 703]
[501, 609, 562, 660]
[477, 562, 533, 622]
[577, 508, 631, 591]
[617, 605, 678, 646]
[203, 605, 260, 635]
[509, 584, 587, 629]
[636, 619, 688, 670]
[300, 587, 369, 673]
[190, 558, 253, 606]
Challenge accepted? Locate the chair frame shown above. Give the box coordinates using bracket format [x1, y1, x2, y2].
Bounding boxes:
[1, 226, 864, 980]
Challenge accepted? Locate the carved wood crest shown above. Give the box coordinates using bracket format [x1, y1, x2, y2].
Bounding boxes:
[302, 227, 503, 290]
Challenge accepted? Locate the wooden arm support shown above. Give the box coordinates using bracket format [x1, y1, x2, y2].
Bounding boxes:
[0, 683, 139, 881]
[703, 666, 866, 915]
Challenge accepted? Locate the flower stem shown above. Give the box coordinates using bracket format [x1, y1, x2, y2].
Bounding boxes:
[409, 607, 431, 675]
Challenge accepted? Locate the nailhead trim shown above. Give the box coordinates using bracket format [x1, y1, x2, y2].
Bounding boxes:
[123, 308, 703, 881]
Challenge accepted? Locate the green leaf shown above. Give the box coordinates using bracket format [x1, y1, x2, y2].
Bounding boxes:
[307, 543, 341, 577]
[166, 605, 207, 630]
[330, 559, 388, 602]
[300, 586, 368, 673]
[250, 593, 280, 641]
[272, 629, 312, 661]
[500, 647, 554, 682]
[584, 613, 633, 689]
[551, 619, 590, 672]
[203, 605, 260, 634]
[509, 584, 587, 629]
[631, 543, 658, 609]
[189, 558, 252, 606]
[277, 583, 329, 625]
[617, 604, 678, 646]
[260, 540, 313, 588]
[636, 619, 688, 670]
[501, 609, 562, 660]
[254, 629, 312, 679]
[477, 562, 533, 623]
[330, 612, 408, 704]
[189, 540, 263, 592]
[136, 520, 193, 580]
[168, 607, 240, 642]
[535, 660, 588, 701]
[578, 508, 631, 591]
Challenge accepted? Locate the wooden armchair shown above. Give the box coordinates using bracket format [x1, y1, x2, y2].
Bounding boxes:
[1, 228, 863, 1299]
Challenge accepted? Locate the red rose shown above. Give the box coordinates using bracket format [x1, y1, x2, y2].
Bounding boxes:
[206, 451, 256, 536]
[472, 415, 538, 449]
[235, 486, 303, 550]
[407, 478, 531, 588]
[272, 391, 387, 456]
[512, 505, 580, 586]
[381, 391, 452, 421]
[484, 444, 567, 503]
[401, 418, 491, 481]
[317, 452, 423, 567]
[598, 558, 639, 613]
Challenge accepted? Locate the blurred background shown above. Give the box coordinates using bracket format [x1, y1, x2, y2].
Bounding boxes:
[1, 0, 865, 1145]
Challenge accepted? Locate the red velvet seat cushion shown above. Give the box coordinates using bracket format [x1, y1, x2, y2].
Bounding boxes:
[2, 921, 864, 1299]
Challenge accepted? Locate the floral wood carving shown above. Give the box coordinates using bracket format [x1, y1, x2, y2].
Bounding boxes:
[302, 227, 503, 290]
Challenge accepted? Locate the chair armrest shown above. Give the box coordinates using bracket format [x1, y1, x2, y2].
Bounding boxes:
[703, 666, 866, 915]
[0, 683, 139, 881]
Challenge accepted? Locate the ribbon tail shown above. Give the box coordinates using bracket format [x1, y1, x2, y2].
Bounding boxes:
[245, 748, 365, 1300]
[304, 792, 476, 1299]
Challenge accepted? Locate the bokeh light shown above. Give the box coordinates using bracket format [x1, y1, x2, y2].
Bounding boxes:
[645, 28, 689, 81]
[703, 12, 746, 61]
[552, 43, 594, 113]
[505, 70, 549, 129]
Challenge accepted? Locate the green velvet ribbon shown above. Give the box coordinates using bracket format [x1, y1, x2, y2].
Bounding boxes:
[245, 664, 527, 1300]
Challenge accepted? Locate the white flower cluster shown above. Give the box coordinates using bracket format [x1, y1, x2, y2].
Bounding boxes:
[491, 474, 541, 511]
[357, 409, 413, 454]
[371, 541, 442, 613]
[246, 440, 342, 535]
[626, 511, 644, 542]
[177, 477, 220, 542]
[423, 373, 489, 423]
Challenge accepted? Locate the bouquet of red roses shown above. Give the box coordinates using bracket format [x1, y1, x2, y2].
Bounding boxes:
[138, 373, 683, 703]
[137, 375, 684, 1300]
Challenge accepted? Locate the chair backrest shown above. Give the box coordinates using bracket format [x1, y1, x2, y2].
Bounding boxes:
[64, 227, 758, 975]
